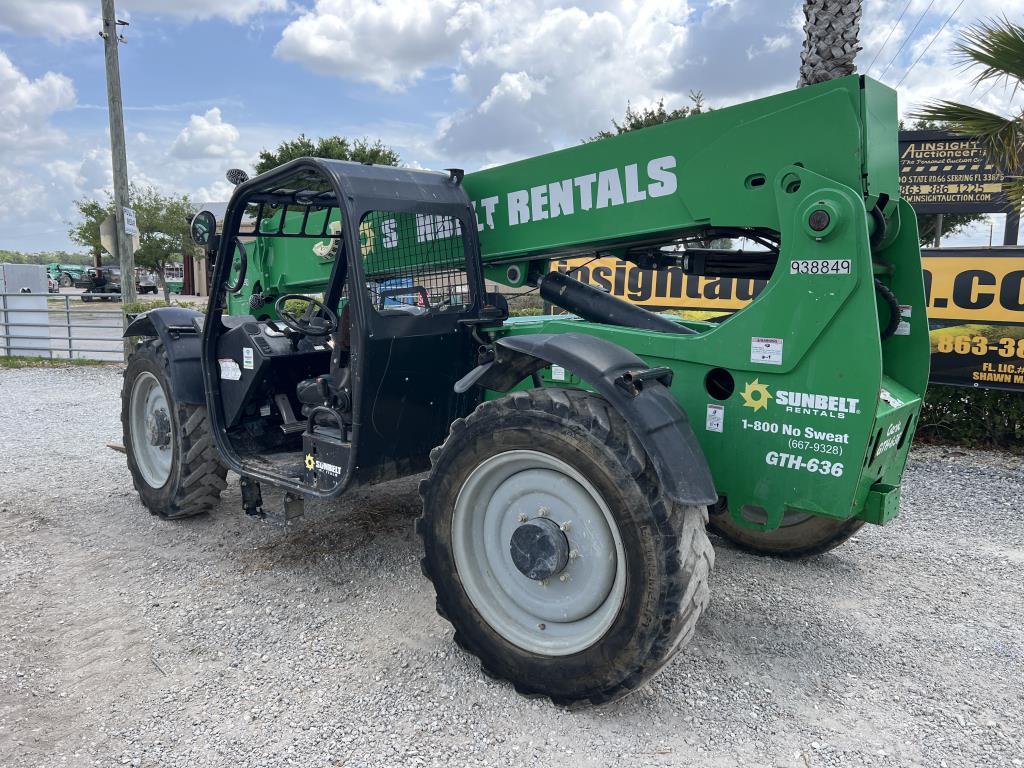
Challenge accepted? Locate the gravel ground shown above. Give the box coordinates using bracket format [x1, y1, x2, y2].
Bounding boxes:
[1, 365, 1021, 768]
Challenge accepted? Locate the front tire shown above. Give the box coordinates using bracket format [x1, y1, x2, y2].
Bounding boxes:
[418, 388, 714, 706]
[121, 338, 227, 519]
[709, 512, 864, 558]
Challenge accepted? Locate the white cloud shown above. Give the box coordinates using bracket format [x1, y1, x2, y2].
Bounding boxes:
[170, 108, 242, 159]
[45, 148, 113, 200]
[0, 1, 96, 40]
[0, 50, 76, 156]
[857, 0, 1024, 119]
[124, 0, 288, 25]
[275, 0, 465, 90]
[0, 0, 286, 39]
[479, 72, 547, 113]
[195, 179, 237, 204]
[436, 1, 692, 161]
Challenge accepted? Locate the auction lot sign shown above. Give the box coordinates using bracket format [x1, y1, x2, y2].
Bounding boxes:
[552, 247, 1024, 392]
[898, 130, 1009, 213]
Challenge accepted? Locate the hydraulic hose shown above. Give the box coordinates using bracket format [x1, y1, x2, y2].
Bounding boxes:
[538, 270, 695, 335]
[874, 278, 901, 341]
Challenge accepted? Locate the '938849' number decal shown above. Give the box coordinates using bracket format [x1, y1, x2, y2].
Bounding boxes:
[790, 259, 851, 275]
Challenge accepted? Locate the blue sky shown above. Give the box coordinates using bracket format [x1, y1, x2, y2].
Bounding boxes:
[0, 0, 1021, 252]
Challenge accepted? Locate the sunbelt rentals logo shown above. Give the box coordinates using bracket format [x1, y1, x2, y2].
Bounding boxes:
[740, 380, 859, 420]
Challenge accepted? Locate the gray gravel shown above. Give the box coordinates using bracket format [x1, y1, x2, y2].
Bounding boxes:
[1, 365, 1022, 768]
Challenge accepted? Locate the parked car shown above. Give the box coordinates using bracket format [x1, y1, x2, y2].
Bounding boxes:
[47, 276, 59, 293]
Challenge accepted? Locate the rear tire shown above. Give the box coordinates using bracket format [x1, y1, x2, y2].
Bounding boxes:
[121, 338, 227, 519]
[418, 388, 714, 706]
[59, 273, 73, 287]
[709, 512, 864, 558]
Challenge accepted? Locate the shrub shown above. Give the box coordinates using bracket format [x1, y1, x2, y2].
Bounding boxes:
[918, 385, 1024, 447]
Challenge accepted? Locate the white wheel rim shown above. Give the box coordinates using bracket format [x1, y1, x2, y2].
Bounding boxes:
[129, 371, 173, 488]
[452, 450, 626, 656]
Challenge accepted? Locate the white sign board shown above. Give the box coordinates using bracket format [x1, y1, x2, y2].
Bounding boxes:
[100, 215, 141, 256]
[123, 206, 139, 236]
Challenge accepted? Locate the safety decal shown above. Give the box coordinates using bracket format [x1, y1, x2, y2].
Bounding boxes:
[218, 358, 241, 381]
[705, 404, 724, 433]
[750, 337, 783, 365]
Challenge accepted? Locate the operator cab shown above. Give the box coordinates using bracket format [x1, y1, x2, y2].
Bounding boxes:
[198, 158, 496, 500]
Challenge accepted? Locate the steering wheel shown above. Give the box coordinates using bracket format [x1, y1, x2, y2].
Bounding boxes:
[273, 294, 339, 337]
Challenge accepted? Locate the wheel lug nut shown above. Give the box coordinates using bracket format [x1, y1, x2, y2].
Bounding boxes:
[517, 513, 528, 523]
[537, 507, 549, 517]
[559, 521, 570, 532]
[559, 574, 568, 582]
[569, 550, 579, 560]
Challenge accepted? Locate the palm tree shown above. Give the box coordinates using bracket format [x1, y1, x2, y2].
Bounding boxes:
[798, 0, 863, 86]
[910, 16, 1024, 202]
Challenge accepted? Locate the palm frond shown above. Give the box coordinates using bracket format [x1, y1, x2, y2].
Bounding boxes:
[1002, 178, 1024, 208]
[955, 16, 1024, 90]
[909, 101, 1024, 171]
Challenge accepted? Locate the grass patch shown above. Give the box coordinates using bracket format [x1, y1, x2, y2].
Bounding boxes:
[0, 355, 109, 369]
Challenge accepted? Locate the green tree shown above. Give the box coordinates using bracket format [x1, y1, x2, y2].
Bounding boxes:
[0, 250, 91, 266]
[68, 186, 195, 301]
[254, 134, 400, 175]
[911, 16, 1024, 205]
[587, 93, 706, 142]
[132, 186, 196, 302]
[68, 197, 112, 267]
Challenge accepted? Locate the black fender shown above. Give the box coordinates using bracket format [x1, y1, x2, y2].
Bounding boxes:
[124, 307, 205, 405]
[455, 333, 717, 506]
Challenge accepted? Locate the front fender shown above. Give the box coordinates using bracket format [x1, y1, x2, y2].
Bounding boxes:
[456, 333, 717, 507]
[124, 307, 205, 405]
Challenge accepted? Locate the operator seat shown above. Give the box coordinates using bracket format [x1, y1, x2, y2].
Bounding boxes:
[295, 303, 352, 414]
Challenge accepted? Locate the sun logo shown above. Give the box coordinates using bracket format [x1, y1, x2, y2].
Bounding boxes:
[304, 453, 316, 471]
[740, 379, 773, 412]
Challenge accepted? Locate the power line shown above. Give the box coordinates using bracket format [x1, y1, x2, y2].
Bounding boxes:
[867, 0, 914, 75]
[895, 0, 967, 88]
[878, 0, 937, 80]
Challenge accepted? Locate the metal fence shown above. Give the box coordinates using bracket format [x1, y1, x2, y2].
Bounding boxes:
[0, 292, 125, 361]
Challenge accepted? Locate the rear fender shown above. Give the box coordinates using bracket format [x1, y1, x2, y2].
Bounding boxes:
[124, 307, 205, 405]
[456, 333, 717, 506]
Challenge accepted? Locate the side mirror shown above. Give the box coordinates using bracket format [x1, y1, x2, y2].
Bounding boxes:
[226, 168, 250, 186]
[190, 210, 217, 247]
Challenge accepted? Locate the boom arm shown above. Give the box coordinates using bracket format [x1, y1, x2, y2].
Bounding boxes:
[462, 74, 900, 283]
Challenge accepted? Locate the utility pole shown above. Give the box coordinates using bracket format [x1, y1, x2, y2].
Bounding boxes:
[1004, 203, 1020, 246]
[99, 0, 136, 357]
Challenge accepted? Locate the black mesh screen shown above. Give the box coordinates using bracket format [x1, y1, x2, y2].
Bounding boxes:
[360, 211, 471, 315]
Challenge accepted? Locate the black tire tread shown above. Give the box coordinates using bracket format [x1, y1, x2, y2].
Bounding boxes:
[121, 338, 227, 519]
[417, 387, 714, 706]
[709, 513, 864, 558]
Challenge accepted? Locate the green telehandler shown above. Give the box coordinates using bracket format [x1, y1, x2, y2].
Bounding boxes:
[121, 74, 928, 705]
